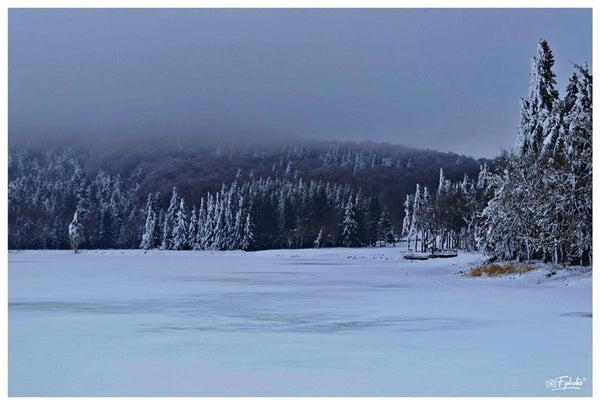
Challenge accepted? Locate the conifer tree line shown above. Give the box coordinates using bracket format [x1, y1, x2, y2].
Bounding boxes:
[8, 136, 481, 251]
[137, 177, 396, 251]
[400, 40, 592, 265]
[8, 153, 398, 251]
[9, 163, 142, 250]
[401, 166, 490, 253]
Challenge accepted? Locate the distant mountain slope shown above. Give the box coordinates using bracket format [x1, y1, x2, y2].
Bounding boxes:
[10, 132, 489, 219]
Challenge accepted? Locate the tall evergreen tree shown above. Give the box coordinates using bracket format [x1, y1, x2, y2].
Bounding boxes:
[172, 199, 190, 250]
[377, 208, 394, 246]
[402, 193, 414, 245]
[140, 194, 158, 250]
[187, 205, 198, 249]
[161, 187, 179, 250]
[562, 63, 592, 264]
[194, 197, 207, 250]
[367, 196, 382, 246]
[408, 184, 422, 251]
[68, 211, 84, 253]
[340, 195, 360, 247]
[98, 206, 115, 249]
[241, 213, 254, 251]
[516, 39, 559, 157]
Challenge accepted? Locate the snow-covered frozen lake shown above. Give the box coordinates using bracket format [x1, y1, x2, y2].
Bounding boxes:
[8, 248, 592, 396]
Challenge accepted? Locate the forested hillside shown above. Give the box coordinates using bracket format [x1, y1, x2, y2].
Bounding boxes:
[8, 134, 487, 250]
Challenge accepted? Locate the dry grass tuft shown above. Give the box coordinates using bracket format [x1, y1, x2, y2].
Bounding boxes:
[465, 262, 536, 278]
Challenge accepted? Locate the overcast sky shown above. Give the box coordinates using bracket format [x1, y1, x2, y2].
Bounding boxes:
[8, 8, 592, 158]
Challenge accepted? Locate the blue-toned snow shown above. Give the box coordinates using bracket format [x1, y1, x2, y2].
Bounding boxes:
[8, 248, 592, 396]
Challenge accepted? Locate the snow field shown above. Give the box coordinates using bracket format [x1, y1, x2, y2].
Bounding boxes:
[8, 248, 592, 396]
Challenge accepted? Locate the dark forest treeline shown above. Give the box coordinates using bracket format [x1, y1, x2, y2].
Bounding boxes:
[138, 178, 394, 252]
[8, 135, 486, 250]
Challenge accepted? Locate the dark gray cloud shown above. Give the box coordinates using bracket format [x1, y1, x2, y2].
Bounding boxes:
[9, 8, 592, 158]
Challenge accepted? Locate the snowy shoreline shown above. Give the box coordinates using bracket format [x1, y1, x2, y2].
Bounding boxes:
[9, 247, 592, 288]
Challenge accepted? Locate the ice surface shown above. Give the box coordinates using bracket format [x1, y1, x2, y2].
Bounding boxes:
[8, 248, 592, 396]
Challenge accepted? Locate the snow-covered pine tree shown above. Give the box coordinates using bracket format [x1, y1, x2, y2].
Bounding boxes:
[233, 195, 248, 250]
[161, 187, 179, 250]
[478, 40, 568, 262]
[232, 208, 243, 250]
[194, 197, 206, 250]
[68, 211, 84, 253]
[187, 205, 198, 249]
[353, 190, 369, 245]
[460, 174, 478, 251]
[280, 196, 296, 248]
[172, 198, 190, 250]
[367, 196, 381, 247]
[420, 186, 432, 252]
[437, 168, 450, 196]
[118, 193, 139, 249]
[285, 160, 294, 176]
[402, 193, 414, 249]
[516, 39, 559, 157]
[109, 176, 126, 246]
[140, 193, 158, 250]
[225, 187, 240, 250]
[98, 205, 115, 249]
[460, 174, 470, 195]
[211, 191, 227, 250]
[378, 208, 394, 246]
[408, 184, 421, 251]
[201, 193, 216, 249]
[561, 63, 592, 264]
[340, 195, 360, 247]
[314, 227, 324, 248]
[476, 163, 490, 190]
[241, 213, 254, 250]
